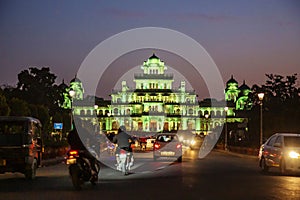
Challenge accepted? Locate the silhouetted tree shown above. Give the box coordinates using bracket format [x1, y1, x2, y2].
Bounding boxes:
[0, 90, 10, 116]
[16, 67, 64, 115]
[9, 98, 30, 116]
[250, 73, 300, 141]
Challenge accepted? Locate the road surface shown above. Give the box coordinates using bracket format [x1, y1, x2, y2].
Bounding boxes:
[1, 149, 300, 200]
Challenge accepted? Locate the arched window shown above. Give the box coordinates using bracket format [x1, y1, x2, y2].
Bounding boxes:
[86, 110, 91, 116]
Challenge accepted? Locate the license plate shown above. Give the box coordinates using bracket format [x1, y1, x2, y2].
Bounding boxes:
[0, 159, 6, 166]
[161, 151, 175, 156]
[66, 158, 76, 165]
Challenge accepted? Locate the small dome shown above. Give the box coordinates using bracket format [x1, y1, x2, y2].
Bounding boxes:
[70, 75, 81, 83]
[226, 75, 238, 85]
[149, 53, 159, 60]
[59, 79, 68, 89]
[239, 80, 250, 91]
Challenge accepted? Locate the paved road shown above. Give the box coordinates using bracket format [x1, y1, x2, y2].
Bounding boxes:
[1, 149, 300, 200]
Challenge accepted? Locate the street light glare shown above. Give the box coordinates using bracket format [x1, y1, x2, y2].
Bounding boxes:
[258, 93, 264, 101]
[224, 106, 228, 112]
[69, 90, 76, 97]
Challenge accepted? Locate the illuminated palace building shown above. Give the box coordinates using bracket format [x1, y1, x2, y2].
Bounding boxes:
[64, 54, 251, 136]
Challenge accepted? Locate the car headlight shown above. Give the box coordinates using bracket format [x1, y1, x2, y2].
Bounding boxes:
[288, 151, 300, 159]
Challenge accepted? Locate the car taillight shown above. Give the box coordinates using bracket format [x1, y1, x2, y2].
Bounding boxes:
[154, 143, 160, 149]
[68, 150, 78, 158]
[120, 149, 127, 154]
[176, 144, 182, 149]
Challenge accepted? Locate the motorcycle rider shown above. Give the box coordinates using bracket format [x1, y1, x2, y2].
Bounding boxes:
[112, 125, 134, 170]
[67, 117, 99, 181]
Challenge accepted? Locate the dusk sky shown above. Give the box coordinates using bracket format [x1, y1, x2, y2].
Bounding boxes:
[1, 0, 300, 99]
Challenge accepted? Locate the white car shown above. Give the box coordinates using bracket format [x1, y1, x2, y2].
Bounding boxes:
[259, 133, 300, 174]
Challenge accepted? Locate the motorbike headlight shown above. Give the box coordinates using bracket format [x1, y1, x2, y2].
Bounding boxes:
[288, 151, 300, 159]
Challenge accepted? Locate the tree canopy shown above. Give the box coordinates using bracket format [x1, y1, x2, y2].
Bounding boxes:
[15, 67, 65, 115]
[250, 73, 300, 141]
[1, 67, 70, 144]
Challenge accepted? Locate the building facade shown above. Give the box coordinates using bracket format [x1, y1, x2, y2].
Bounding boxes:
[62, 54, 251, 137]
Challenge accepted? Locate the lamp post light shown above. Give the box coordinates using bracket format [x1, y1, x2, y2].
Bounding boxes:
[69, 90, 76, 108]
[258, 92, 265, 146]
[224, 106, 229, 151]
[94, 105, 99, 115]
[69, 90, 76, 98]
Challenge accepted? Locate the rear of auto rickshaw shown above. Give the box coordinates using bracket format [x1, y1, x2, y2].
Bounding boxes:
[0, 116, 43, 179]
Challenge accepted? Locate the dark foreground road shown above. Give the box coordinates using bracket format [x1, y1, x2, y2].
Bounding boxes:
[1, 149, 300, 200]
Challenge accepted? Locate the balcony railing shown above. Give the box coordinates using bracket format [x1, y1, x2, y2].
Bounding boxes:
[134, 73, 173, 80]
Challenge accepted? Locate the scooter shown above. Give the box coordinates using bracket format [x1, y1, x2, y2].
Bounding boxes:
[66, 149, 100, 190]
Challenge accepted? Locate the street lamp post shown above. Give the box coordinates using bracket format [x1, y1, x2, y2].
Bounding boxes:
[258, 93, 265, 146]
[94, 105, 99, 132]
[224, 107, 229, 151]
[205, 114, 209, 135]
[69, 90, 76, 108]
[69, 90, 76, 130]
[107, 112, 111, 131]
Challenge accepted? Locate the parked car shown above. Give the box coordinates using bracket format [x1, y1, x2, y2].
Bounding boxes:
[259, 133, 300, 174]
[153, 133, 182, 162]
[0, 116, 43, 179]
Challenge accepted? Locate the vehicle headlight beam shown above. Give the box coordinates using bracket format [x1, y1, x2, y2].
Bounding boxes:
[288, 151, 300, 159]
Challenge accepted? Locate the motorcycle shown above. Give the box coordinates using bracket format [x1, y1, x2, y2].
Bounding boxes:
[116, 148, 133, 175]
[66, 149, 100, 190]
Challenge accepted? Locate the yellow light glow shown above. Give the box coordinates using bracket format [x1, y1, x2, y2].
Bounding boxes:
[289, 151, 300, 159]
[258, 93, 264, 101]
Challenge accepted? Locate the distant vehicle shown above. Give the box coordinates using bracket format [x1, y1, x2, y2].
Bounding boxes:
[177, 131, 199, 148]
[138, 137, 155, 151]
[190, 135, 204, 150]
[259, 133, 300, 174]
[146, 138, 155, 149]
[0, 116, 43, 179]
[153, 133, 182, 162]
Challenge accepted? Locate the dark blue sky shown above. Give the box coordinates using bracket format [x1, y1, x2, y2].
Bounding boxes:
[1, 0, 300, 99]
